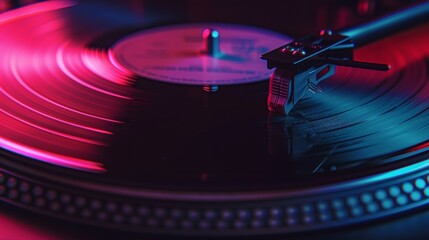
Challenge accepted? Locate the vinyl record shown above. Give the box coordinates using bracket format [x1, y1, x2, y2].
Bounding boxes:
[2, 1, 429, 237]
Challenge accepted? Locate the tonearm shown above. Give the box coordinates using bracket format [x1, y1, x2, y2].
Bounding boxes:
[261, 1, 429, 115]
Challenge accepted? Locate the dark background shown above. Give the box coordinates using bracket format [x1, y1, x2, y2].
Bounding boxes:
[79, 0, 421, 37]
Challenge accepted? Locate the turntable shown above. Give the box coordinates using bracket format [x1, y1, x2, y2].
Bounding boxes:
[1, 0, 429, 239]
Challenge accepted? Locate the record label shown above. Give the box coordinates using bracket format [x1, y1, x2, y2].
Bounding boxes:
[111, 23, 291, 85]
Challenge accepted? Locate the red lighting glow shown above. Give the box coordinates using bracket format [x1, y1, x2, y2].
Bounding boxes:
[408, 141, 429, 153]
[331, 21, 429, 89]
[358, 0, 370, 15]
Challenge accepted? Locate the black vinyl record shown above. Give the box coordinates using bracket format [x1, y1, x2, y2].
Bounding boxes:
[2, 0, 429, 237]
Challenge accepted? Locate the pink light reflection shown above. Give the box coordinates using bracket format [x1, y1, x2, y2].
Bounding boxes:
[57, 43, 131, 100]
[0, 1, 75, 25]
[0, 86, 112, 135]
[0, 1, 135, 173]
[0, 212, 59, 240]
[0, 108, 104, 146]
[10, 55, 123, 124]
[82, 48, 134, 86]
[0, 137, 105, 172]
